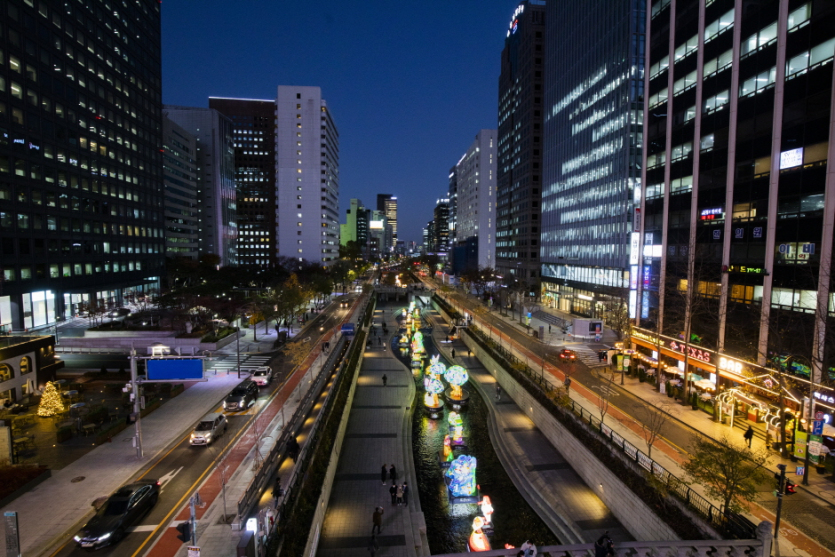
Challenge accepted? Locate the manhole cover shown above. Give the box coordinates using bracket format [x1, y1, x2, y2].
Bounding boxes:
[71, 476, 86, 483]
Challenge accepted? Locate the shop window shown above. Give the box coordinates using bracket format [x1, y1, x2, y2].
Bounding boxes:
[0, 364, 12, 381]
[20, 356, 31, 375]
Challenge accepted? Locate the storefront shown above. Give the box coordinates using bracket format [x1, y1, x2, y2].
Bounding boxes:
[541, 281, 615, 319]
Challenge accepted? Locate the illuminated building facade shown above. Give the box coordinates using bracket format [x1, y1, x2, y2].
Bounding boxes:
[455, 130, 497, 270]
[377, 193, 398, 247]
[340, 198, 369, 248]
[540, 0, 645, 318]
[0, 0, 165, 331]
[161, 116, 199, 260]
[496, 0, 546, 291]
[641, 0, 835, 382]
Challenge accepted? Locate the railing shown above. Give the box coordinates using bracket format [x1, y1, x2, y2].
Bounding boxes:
[454, 309, 757, 540]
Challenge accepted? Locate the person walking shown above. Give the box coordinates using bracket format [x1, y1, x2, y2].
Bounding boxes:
[367, 534, 380, 556]
[271, 476, 281, 509]
[389, 483, 397, 505]
[452, 348, 456, 359]
[381, 464, 387, 485]
[495, 383, 502, 400]
[396, 484, 404, 506]
[402, 481, 409, 505]
[389, 463, 397, 483]
[744, 426, 754, 448]
[382, 374, 388, 386]
[468, 348, 472, 357]
[549, 324, 552, 333]
[372, 507, 384, 535]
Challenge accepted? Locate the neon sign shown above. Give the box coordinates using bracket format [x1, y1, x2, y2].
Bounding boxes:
[700, 207, 723, 220]
[669, 341, 711, 363]
[719, 357, 742, 375]
[814, 391, 835, 405]
[506, 4, 524, 36]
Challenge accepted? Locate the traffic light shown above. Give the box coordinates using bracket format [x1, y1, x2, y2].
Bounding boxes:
[176, 521, 191, 543]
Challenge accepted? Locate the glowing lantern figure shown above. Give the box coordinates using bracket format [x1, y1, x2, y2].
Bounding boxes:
[443, 435, 454, 461]
[469, 516, 491, 552]
[445, 454, 477, 497]
[448, 411, 464, 443]
[424, 377, 444, 408]
[445, 365, 469, 400]
[428, 355, 446, 377]
[479, 495, 494, 525]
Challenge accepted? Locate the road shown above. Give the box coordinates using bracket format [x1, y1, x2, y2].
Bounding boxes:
[46, 295, 355, 557]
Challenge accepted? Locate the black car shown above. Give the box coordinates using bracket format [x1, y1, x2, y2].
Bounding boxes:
[223, 380, 258, 412]
[74, 480, 160, 549]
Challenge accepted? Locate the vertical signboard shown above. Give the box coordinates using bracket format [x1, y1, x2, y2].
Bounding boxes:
[5, 511, 20, 557]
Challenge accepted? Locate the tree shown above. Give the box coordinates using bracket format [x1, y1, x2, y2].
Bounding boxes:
[284, 340, 311, 369]
[681, 435, 770, 513]
[38, 381, 65, 417]
[636, 401, 671, 458]
[602, 293, 631, 342]
[593, 368, 616, 425]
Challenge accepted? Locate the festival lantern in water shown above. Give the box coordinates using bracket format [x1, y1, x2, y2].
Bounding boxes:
[479, 495, 494, 526]
[428, 355, 446, 377]
[469, 516, 491, 552]
[448, 411, 464, 444]
[442, 435, 454, 461]
[424, 377, 444, 408]
[445, 365, 469, 400]
[445, 454, 477, 497]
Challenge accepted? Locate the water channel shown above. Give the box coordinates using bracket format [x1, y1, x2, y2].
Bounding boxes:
[392, 308, 559, 554]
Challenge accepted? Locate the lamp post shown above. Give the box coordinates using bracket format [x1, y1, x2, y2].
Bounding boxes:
[236, 313, 242, 379]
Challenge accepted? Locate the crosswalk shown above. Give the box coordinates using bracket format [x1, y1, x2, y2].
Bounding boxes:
[565, 344, 606, 367]
[206, 354, 272, 373]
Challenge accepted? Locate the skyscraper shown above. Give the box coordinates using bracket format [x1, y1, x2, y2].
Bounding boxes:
[0, 0, 165, 330]
[454, 130, 498, 271]
[276, 86, 340, 266]
[496, 0, 546, 291]
[540, 0, 645, 318]
[207, 98, 276, 268]
[638, 0, 835, 387]
[377, 194, 398, 246]
[340, 198, 370, 249]
[164, 106, 237, 266]
[161, 116, 199, 260]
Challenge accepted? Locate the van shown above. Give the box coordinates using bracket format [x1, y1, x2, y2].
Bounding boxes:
[223, 381, 258, 412]
[190, 411, 227, 446]
[250, 367, 273, 387]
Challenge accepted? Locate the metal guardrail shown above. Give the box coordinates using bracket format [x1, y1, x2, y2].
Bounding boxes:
[236, 335, 349, 519]
[444, 297, 757, 540]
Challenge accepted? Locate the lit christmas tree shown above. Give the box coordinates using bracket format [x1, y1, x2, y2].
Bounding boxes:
[37, 381, 65, 417]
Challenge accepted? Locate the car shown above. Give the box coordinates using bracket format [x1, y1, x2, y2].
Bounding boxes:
[73, 480, 160, 549]
[340, 300, 349, 308]
[223, 380, 258, 411]
[107, 308, 131, 322]
[250, 367, 273, 387]
[190, 411, 227, 446]
[558, 349, 577, 361]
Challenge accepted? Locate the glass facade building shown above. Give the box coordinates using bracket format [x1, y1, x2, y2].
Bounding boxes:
[641, 0, 835, 383]
[0, 0, 165, 330]
[161, 115, 198, 260]
[540, 0, 646, 318]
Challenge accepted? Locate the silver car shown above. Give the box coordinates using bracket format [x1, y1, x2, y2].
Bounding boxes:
[190, 411, 227, 446]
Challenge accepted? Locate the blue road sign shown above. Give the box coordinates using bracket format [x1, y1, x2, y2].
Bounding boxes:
[813, 420, 824, 436]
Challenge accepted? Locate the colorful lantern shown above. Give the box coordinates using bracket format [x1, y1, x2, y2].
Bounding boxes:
[445, 455, 477, 497]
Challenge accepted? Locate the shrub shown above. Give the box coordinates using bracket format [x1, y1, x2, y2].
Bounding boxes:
[57, 426, 73, 443]
[0, 462, 47, 501]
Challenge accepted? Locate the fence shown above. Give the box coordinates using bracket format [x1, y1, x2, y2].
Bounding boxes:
[450, 301, 757, 540]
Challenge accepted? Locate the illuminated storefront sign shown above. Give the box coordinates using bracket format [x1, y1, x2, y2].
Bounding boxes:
[727, 265, 765, 274]
[779, 147, 803, 170]
[507, 4, 524, 36]
[629, 232, 640, 264]
[719, 357, 743, 375]
[669, 341, 711, 363]
[700, 207, 723, 220]
[814, 391, 835, 405]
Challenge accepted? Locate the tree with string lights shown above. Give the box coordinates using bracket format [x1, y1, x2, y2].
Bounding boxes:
[37, 381, 65, 417]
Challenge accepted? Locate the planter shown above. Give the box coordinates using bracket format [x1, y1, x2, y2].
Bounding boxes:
[56, 426, 73, 443]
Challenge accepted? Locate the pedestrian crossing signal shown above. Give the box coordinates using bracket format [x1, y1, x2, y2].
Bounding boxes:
[176, 521, 191, 543]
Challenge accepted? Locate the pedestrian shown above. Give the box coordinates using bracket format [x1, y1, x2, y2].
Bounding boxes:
[382, 373, 388, 386]
[452, 348, 456, 359]
[402, 481, 409, 504]
[389, 463, 397, 483]
[468, 348, 472, 357]
[446, 335, 450, 342]
[595, 532, 613, 557]
[381, 464, 387, 485]
[389, 483, 397, 505]
[271, 477, 281, 509]
[496, 383, 502, 400]
[379, 337, 382, 346]
[549, 324, 552, 333]
[368, 534, 380, 556]
[372, 507, 384, 534]
[521, 540, 537, 557]
[744, 426, 754, 448]
[396, 484, 404, 506]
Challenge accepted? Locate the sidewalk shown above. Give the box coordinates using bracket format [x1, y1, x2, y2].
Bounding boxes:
[0, 370, 246, 556]
[316, 302, 424, 557]
[424, 308, 631, 545]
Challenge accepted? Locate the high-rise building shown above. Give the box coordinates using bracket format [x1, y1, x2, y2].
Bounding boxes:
[368, 210, 388, 258]
[163, 106, 237, 266]
[0, 0, 165, 330]
[377, 194, 398, 246]
[340, 198, 370, 249]
[162, 116, 199, 260]
[276, 86, 339, 266]
[433, 198, 451, 253]
[540, 0, 645, 318]
[447, 166, 458, 252]
[496, 0, 546, 291]
[638, 0, 835, 387]
[455, 130, 498, 270]
[207, 98, 276, 268]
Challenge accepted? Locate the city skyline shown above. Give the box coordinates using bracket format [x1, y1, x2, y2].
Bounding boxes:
[161, 1, 519, 245]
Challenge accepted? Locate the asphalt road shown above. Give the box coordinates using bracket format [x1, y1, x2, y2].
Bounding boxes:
[46, 295, 355, 557]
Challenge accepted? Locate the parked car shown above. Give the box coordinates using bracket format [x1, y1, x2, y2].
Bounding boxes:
[190, 411, 227, 446]
[250, 367, 273, 387]
[107, 308, 131, 322]
[73, 480, 160, 549]
[223, 381, 258, 412]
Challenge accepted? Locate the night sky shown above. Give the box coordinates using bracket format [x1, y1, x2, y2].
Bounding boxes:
[162, 2, 520, 246]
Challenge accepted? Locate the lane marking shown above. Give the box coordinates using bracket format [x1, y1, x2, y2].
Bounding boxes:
[157, 467, 184, 493]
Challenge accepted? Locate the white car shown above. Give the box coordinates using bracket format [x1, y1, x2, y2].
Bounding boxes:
[250, 367, 273, 386]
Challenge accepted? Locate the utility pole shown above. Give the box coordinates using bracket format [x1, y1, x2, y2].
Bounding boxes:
[774, 463, 786, 538]
[189, 494, 198, 545]
[236, 313, 242, 379]
[130, 346, 143, 458]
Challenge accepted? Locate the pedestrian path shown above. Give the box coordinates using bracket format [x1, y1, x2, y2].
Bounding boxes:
[424, 309, 631, 545]
[317, 302, 423, 557]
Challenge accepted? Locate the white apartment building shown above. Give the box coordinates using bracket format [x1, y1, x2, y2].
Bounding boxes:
[455, 130, 498, 269]
[276, 86, 340, 266]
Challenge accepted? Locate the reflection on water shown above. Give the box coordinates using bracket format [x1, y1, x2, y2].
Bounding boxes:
[394, 324, 559, 554]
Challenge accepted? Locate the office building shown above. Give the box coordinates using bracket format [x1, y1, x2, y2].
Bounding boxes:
[638, 0, 835, 384]
[447, 166, 458, 254]
[433, 198, 451, 254]
[207, 98, 275, 268]
[340, 198, 370, 249]
[276, 86, 339, 266]
[454, 130, 498, 270]
[377, 194, 398, 247]
[0, 0, 165, 331]
[161, 116, 199, 260]
[164, 106, 237, 266]
[496, 0, 546, 291]
[540, 0, 646, 318]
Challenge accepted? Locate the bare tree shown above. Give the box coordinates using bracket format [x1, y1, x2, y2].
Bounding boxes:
[593, 368, 617, 425]
[636, 400, 672, 458]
